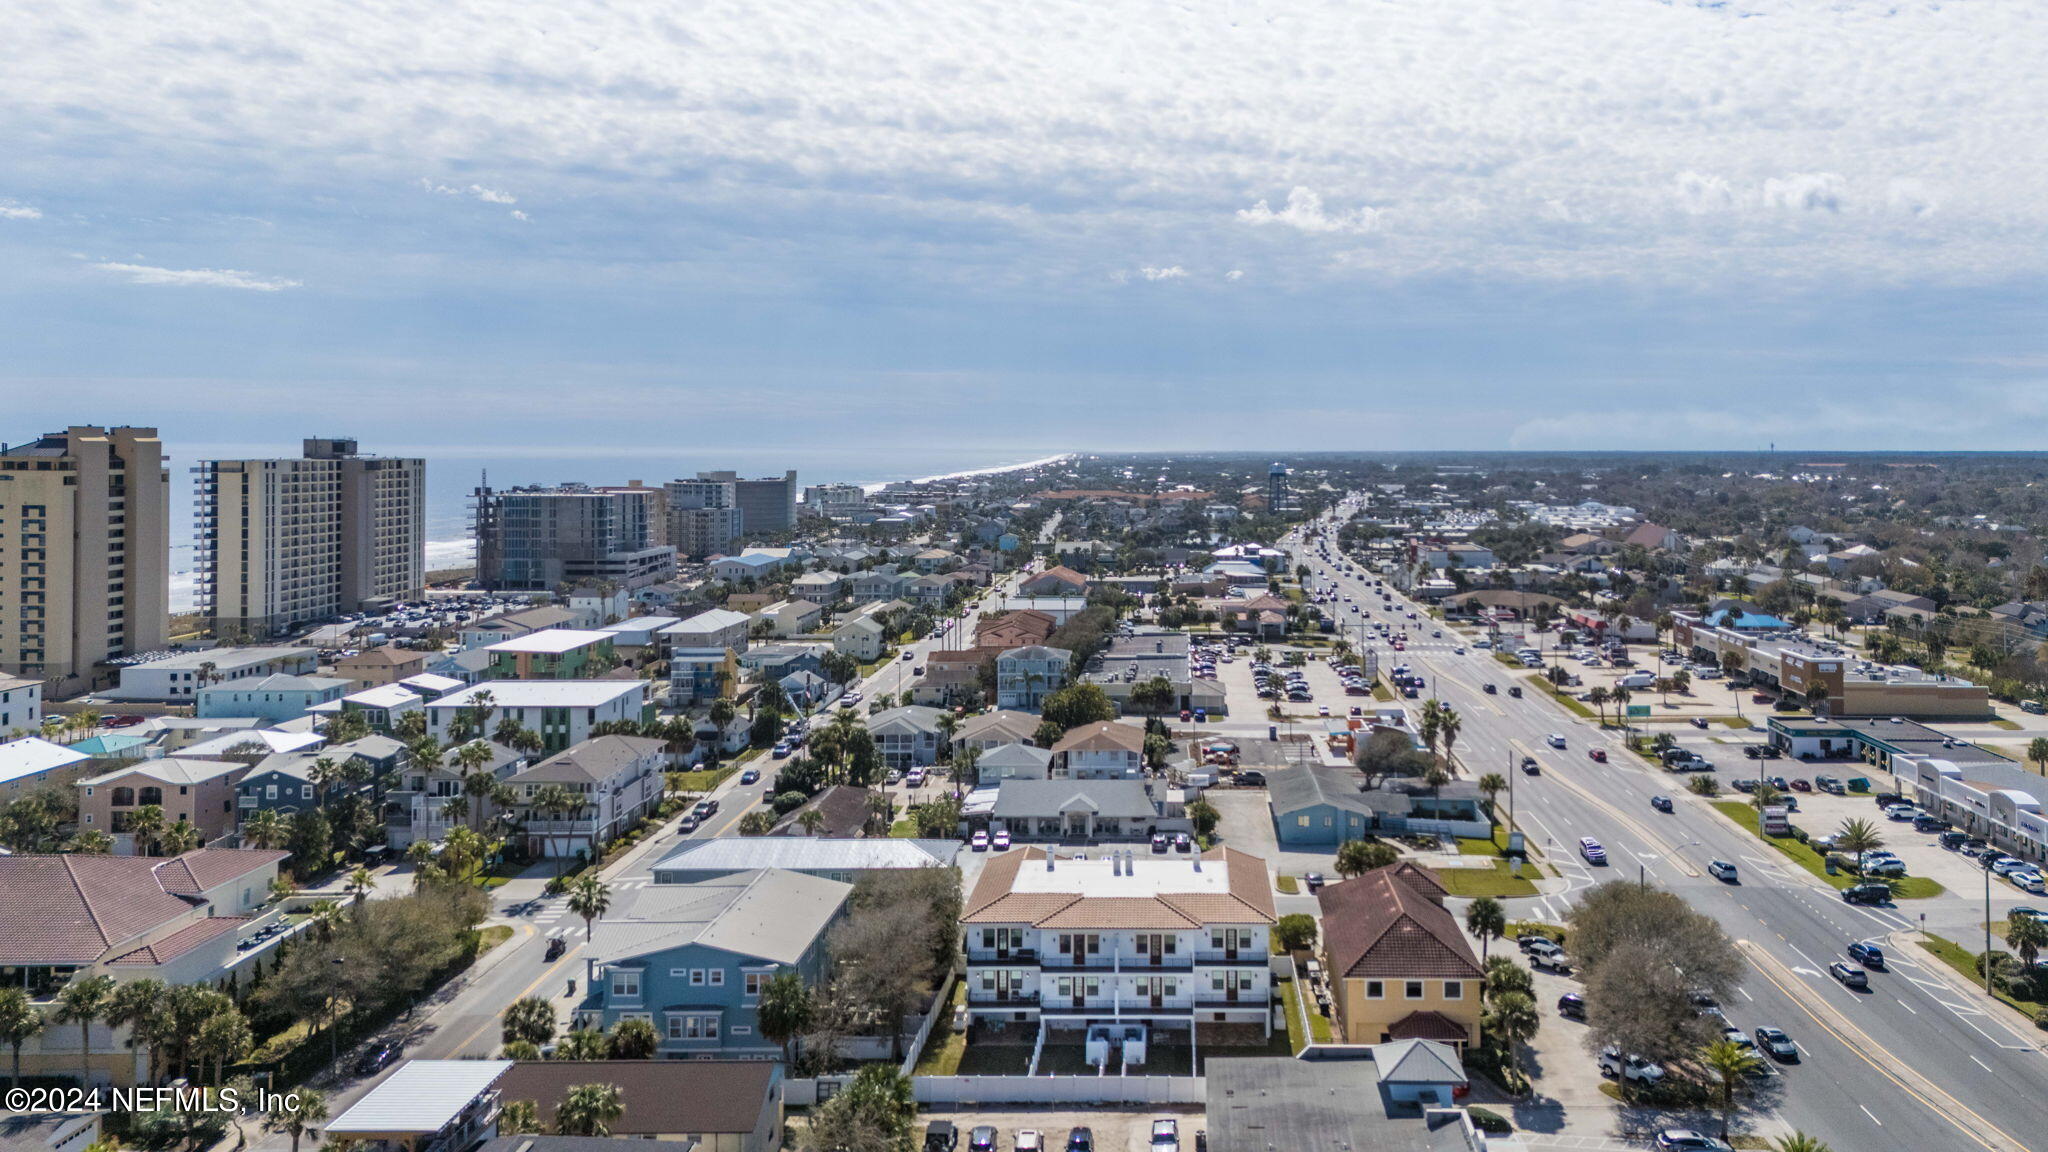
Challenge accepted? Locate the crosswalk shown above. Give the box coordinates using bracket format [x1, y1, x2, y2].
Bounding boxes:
[522, 876, 653, 937]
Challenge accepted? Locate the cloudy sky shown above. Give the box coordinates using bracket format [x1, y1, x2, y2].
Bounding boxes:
[3, 0, 2045, 463]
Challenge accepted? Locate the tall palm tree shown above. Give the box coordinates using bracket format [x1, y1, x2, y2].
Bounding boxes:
[0, 989, 44, 1089]
[1464, 897, 1507, 964]
[127, 804, 166, 857]
[345, 866, 375, 906]
[1773, 1134, 1834, 1152]
[1483, 990, 1539, 1094]
[2028, 737, 2048, 777]
[556, 1083, 625, 1136]
[1699, 1037, 1763, 1140]
[306, 758, 341, 809]
[1438, 706, 1462, 772]
[265, 1087, 328, 1152]
[2006, 916, 2048, 970]
[567, 875, 612, 941]
[1611, 685, 1633, 735]
[529, 784, 579, 871]
[756, 970, 814, 1067]
[54, 974, 114, 1087]
[106, 979, 167, 1084]
[194, 1008, 251, 1085]
[1476, 773, 1507, 819]
[241, 807, 287, 850]
[455, 740, 498, 833]
[1586, 686, 1610, 728]
[66, 829, 115, 854]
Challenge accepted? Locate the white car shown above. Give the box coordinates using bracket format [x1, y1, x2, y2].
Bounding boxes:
[1149, 1120, 1179, 1152]
[1599, 1048, 1665, 1084]
[992, 829, 1012, 850]
[1547, 733, 1567, 749]
[971, 830, 990, 851]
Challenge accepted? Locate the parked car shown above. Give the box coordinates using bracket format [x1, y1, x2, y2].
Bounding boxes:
[1150, 1119, 1180, 1152]
[356, 1043, 401, 1076]
[1598, 1048, 1665, 1084]
[1302, 872, 1325, 892]
[1557, 992, 1586, 1019]
[971, 830, 990, 851]
[992, 829, 1012, 851]
[969, 1127, 999, 1152]
[1939, 830, 1970, 850]
[1815, 775, 1845, 794]
[1065, 1129, 1093, 1152]
[1829, 961, 1870, 989]
[1015, 1132, 1043, 1152]
[1653, 1131, 1732, 1152]
[925, 1122, 959, 1152]
[1842, 883, 1891, 905]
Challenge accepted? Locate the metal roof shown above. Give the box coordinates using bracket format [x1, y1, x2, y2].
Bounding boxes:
[652, 836, 959, 875]
[326, 1060, 513, 1136]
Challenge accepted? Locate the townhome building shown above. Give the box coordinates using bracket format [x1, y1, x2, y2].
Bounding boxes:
[976, 742, 1054, 784]
[791, 571, 846, 603]
[955, 710, 1040, 753]
[0, 737, 92, 799]
[662, 609, 753, 654]
[383, 738, 527, 849]
[102, 647, 318, 703]
[573, 869, 851, 1058]
[831, 617, 885, 661]
[996, 645, 1071, 710]
[483, 629, 617, 679]
[652, 836, 960, 884]
[849, 568, 911, 603]
[867, 705, 946, 768]
[506, 735, 666, 859]
[332, 645, 432, 690]
[0, 676, 44, 736]
[77, 758, 251, 852]
[425, 680, 653, 754]
[234, 735, 407, 822]
[961, 847, 1276, 1046]
[752, 599, 823, 637]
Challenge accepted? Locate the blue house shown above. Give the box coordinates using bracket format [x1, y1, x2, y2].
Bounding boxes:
[196, 673, 351, 723]
[1270, 764, 1490, 846]
[575, 869, 850, 1058]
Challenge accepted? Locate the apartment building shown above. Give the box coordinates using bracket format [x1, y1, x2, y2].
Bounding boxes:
[1317, 863, 1482, 1049]
[962, 846, 1276, 1041]
[0, 426, 170, 695]
[664, 476, 743, 559]
[694, 470, 798, 535]
[424, 679, 654, 754]
[472, 482, 676, 592]
[194, 438, 425, 637]
[505, 734, 665, 858]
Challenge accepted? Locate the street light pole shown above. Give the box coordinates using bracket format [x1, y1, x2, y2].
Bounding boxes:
[1986, 862, 1995, 995]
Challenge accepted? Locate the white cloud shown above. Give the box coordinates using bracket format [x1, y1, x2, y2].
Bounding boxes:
[91, 262, 302, 291]
[1762, 173, 1844, 214]
[1139, 265, 1187, 281]
[1238, 187, 1380, 235]
[0, 199, 41, 220]
[420, 179, 516, 204]
[510, 209, 530, 221]
[1225, 269, 1244, 281]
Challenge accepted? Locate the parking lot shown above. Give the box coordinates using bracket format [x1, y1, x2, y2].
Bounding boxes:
[1206, 643, 1379, 729]
[920, 1109, 1205, 1152]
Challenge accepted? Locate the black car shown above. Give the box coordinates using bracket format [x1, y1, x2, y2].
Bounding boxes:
[1557, 992, 1586, 1019]
[1939, 830, 1969, 850]
[1752, 1026, 1798, 1062]
[924, 1122, 959, 1152]
[1483, 683, 1498, 694]
[355, 1043, 400, 1076]
[1842, 883, 1891, 905]
[1521, 757, 1541, 775]
[1236, 771, 1267, 787]
[1066, 1128, 1094, 1152]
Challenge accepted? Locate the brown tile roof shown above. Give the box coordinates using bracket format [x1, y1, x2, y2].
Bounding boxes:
[1388, 1010, 1472, 1043]
[1216, 846, 1279, 921]
[495, 1061, 776, 1136]
[976, 610, 1056, 646]
[0, 850, 284, 966]
[335, 646, 426, 668]
[1317, 864, 1481, 981]
[1025, 566, 1090, 589]
[1052, 721, 1145, 754]
[107, 916, 250, 965]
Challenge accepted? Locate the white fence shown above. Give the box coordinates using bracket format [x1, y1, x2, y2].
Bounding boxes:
[785, 1075, 1207, 1108]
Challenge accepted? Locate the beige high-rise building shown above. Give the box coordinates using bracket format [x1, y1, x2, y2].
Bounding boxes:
[196, 439, 424, 637]
[0, 426, 170, 695]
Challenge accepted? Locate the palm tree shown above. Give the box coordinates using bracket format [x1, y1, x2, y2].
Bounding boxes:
[159, 818, 201, 856]
[454, 740, 499, 833]
[1464, 897, 1507, 964]
[1611, 685, 1633, 735]
[265, 1087, 328, 1152]
[556, 1083, 625, 1136]
[66, 829, 114, 854]
[241, 807, 287, 850]
[502, 997, 558, 1048]
[0, 988, 46, 1088]
[1772, 1134, 1835, 1152]
[1438, 706, 1462, 772]
[557, 1028, 609, 1060]
[1483, 989, 1539, 1094]
[54, 974, 114, 1087]
[1335, 838, 1398, 878]
[499, 1100, 542, 1134]
[345, 866, 375, 906]
[1699, 1037, 1763, 1140]
[127, 803, 166, 856]
[607, 1017, 659, 1059]
[2006, 916, 2048, 970]
[529, 783, 579, 871]
[757, 970, 814, 1067]
[1586, 686, 1610, 727]
[106, 979, 167, 1084]
[1476, 773, 1507, 819]
[567, 875, 612, 941]
[306, 758, 341, 808]
[739, 810, 776, 835]
[797, 809, 827, 836]
[193, 1008, 252, 1085]
[1835, 817, 1884, 874]
[2029, 737, 2048, 777]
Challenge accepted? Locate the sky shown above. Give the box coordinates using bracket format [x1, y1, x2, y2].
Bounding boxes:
[3, 0, 2046, 461]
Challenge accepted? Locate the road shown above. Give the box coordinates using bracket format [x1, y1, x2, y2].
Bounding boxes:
[1289, 508, 2048, 1151]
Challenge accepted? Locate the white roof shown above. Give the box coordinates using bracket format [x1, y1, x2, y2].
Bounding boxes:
[344, 684, 424, 709]
[664, 609, 752, 634]
[1008, 853, 1233, 899]
[124, 646, 306, 672]
[326, 1060, 513, 1135]
[654, 836, 960, 874]
[0, 738, 89, 786]
[83, 756, 251, 786]
[599, 616, 681, 634]
[483, 628, 616, 655]
[176, 729, 324, 758]
[428, 680, 647, 709]
[399, 673, 465, 694]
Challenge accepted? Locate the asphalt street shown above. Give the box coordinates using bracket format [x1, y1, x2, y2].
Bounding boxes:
[1292, 510, 2048, 1151]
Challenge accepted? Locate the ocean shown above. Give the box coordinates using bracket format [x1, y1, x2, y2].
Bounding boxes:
[169, 447, 1067, 612]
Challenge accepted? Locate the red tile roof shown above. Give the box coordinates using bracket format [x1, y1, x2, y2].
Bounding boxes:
[1387, 1010, 1473, 1043]
[0, 850, 286, 966]
[1317, 864, 1481, 981]
[107, 916, 250, 966]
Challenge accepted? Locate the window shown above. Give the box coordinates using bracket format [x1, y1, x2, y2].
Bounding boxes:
[1443, 981, 1463, 1000]
[609, 969, 641, 998]
[745, 971, 769, 997]
[709, 968, 724, 986]
[1405, 981, 1424, 1000]
[690, 969, 706, 986]
[1365, 981, 1384, 999]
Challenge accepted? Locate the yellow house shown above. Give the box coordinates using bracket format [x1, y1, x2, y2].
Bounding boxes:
[1316, 862, 1483, 1050]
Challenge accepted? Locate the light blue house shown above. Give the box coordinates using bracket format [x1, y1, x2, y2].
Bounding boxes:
[575, 869, 850, 1058]
[1270, 764, 1490, 847]
[196, 673, 351, 723]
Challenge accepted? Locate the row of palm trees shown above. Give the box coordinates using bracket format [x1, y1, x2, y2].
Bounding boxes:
[0, 975, 253, 1090]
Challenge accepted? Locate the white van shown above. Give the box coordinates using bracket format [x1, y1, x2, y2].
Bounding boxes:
[1616, 671, 1656, 689]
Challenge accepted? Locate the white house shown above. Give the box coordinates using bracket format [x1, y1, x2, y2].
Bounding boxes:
[976, 742, 1054, 784]
[424, 680, 651, 754]
[754, 599, 824, 637]
[506, 735, 666, 858]
[996, 645, 1072, 711]
[103, 647, 318, 702]
[791, 571, 847, 602]
[962, 846, 1276, 1040]
[0, 676, 46, 736]
[662, 608, 753, 653]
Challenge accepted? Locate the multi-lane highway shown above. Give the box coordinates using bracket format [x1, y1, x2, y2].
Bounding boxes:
[1290, 509, 2048, 1151]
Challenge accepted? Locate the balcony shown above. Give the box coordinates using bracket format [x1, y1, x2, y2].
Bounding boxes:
[965, 991, 1040, 1009]
[966, 947, 1038, 965]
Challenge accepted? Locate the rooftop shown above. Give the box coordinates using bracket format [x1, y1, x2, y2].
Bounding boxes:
[964, 846, 1275, 927]
[428, 680, 646, 709]
[484, 628, 616, 655]
[653, 836, 960, 874]
[0, 737, 89, 785]
[325, 1060, 513, 1137]
[125, 646, 306, 672]
[493, 1062, 777, 1137]
[1207, 1056, 1477, 1152]
[589, 869, 850, 966]
[0, 850, 287, 966]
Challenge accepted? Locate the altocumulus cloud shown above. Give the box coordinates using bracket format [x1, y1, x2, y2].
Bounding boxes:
[91, 263, 303, 291]
[1238, 188, 1381, 235]
[0, 198, 40, 220]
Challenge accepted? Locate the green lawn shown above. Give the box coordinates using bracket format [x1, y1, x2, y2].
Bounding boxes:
[1989, 717, 2023, 731]
[1372, 681, 1395, 702]
[911, 983, 968, 1075]
[1436, 859, 1540, 898]
[1718, 716, 1754, 729]
[1918, 932, 2041, 1019]
[1709, 802, 1943, 898]
[888, 818, 918, 837]
[1275, 875, 1300, 894]
[1276, 977, 1331, 1054]
[667, 764, 738, 793]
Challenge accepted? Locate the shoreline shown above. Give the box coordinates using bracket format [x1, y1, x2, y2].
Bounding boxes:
[859, 451, 1073, 495]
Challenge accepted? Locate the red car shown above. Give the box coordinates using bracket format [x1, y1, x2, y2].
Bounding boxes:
[1752, 693, 1773, 704]
[1587, 748, 1607, 763]
[103, 714, 145, 728]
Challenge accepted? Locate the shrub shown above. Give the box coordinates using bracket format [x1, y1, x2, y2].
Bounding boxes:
[1274, 914, 1318, 952]
[1466, 1107, 1512, 1135]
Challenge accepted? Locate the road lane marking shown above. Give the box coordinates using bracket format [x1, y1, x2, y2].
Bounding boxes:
[1741, 941, 2030, 1152]
[1973, 1054, 1995, 1072]
[1861, 1104, 1883, 1126]
[1897, 998, 1917, 1014]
